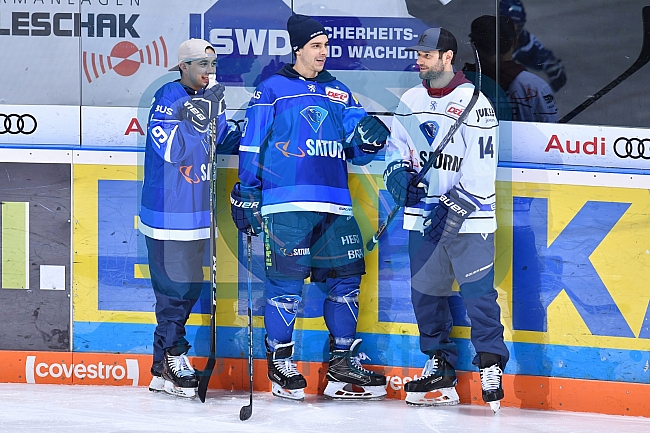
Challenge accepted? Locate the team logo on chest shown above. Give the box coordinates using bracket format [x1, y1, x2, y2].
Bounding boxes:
[300, 106, 329, 132]
[419, 121, 439, 145]
[307, 84, 317, 92]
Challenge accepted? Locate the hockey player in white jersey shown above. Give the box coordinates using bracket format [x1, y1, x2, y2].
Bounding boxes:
[384, 28, 509, 413]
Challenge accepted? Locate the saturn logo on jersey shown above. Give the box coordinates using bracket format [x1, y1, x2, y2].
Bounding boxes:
[305, 139, 346, 160]
[179, 165, 201, 184]
[419, 151, 463, 172]
[280, 247, 310, 257]
[275, 140, 306, 158]
[300, 106, 328, 132]
[419, 121, 439, 145]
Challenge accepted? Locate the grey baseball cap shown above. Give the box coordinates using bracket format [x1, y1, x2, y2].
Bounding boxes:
[169, 38, 216, 71]
[405, 27, 458, 53]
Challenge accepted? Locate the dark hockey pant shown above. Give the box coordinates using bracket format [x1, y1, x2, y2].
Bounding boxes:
[145, 236, 205, 363]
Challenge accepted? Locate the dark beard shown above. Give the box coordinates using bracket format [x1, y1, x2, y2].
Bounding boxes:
[419, 69, 445, 82]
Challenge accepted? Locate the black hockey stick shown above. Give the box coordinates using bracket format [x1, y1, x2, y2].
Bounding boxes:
[366, 42, 482, 251]
[559, 6, 650, 123]
[239, 231, 254, 421]
[198, 116, 218, 403]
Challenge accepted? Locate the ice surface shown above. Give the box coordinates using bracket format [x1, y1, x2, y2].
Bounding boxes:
[1, 384, 649, 432]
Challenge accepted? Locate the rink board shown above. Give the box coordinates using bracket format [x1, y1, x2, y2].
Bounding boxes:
[0, 349, 649, 417]
[2, 130, 650, 416]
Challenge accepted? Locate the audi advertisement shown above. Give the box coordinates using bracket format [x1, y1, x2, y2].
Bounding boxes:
[0, 106, 80, 146]
[503, 121, 650, 171]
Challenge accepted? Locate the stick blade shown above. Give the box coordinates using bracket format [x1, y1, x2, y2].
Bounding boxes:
[239, 404, 252, 421]
[197, 356, 216, 403]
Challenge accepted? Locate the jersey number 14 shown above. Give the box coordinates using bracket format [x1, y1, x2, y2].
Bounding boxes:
[479, 136, 494, 159]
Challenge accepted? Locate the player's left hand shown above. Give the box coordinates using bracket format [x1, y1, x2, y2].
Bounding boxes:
[353, 115, 389, 154]
[423, 187, 475, 246]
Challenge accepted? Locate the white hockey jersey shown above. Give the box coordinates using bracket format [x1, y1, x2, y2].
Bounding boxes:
[386, 73, 498, 233]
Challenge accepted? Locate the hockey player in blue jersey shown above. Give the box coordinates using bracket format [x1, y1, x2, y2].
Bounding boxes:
[230, 14, 388, 401]
[499, 0, 567, 92]
[139, 39, 237, 399]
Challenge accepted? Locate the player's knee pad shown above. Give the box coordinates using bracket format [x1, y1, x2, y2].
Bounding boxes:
[265, 294, 302, 349]
[267, 294, 302, 327]
[323, 277, 361, 349]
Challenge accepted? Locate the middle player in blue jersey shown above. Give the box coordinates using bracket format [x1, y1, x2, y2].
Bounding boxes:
[230, 14, 388, 401]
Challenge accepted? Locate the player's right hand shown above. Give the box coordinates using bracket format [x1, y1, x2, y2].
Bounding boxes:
[180, 99, 210, 132]
[384, 160, 427, 207]
[230, 182, 263, 235]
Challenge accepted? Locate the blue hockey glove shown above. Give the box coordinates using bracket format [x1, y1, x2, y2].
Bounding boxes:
[423, 188, 475, 246]
[180, 99, 210, 132]
[352, 115, 389, 154]
[230, 182, 263, 235]
[192, 83, 226, 120]
[218, 119, 242, 155]
[383, 160, 427, 207]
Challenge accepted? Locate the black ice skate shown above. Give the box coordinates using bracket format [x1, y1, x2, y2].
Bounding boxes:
[478, 352, 504, 414]
[161, 348, 198, 399]
[404, 350, 459, 406]
[148, 360, 165, 392]
[267, 341, 307, 401]
[324, 337, 387, 400]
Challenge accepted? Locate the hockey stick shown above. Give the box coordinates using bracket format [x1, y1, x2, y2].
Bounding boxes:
[559, 6, 650, 123]
[239, 231, 254, 421]
[198, 116, 218, 403]
[366, 42, 482, 251]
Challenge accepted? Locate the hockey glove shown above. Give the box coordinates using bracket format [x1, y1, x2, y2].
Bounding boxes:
[230, 182, 263, 235]
[218, 119, 242, 155]
[383, 160, 427, 207]
[192, 83, 226, 120]
[180, 99, 210, 132]
[352, 115, 389, 154]
[423, 187, 475, 246]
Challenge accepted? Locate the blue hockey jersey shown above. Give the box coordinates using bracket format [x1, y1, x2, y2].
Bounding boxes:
[238, 65, 373, 216]
[139, 80, 227, 241]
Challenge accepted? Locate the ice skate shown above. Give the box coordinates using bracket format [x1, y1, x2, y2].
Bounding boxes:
[161, 349, 198, 399]
[404, 351, 459, 406]
[478, 352, 504, 414]
[324, 338, 387, 400]
[267, 341, 307, 401]
[148, 361, 165, 392]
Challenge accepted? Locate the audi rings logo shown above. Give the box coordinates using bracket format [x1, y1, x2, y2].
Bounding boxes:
[613, 137, 650, 159]
[0, 114, 37, 135]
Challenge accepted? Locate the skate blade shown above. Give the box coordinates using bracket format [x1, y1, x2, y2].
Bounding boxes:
[405, 388, 459, 406]
[489, 401, 501, 414]
[323, 382, 387, 400]
[271, 383, 305, 401]
[148, 376, 165, 393]
[163, 380, 197, 399]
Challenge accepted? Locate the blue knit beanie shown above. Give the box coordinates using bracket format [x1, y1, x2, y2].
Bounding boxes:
[287, 14, 326, 52]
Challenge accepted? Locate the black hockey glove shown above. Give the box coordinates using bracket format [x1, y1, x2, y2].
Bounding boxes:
[383, 160, 427, 207]
[180, 99, 210, 132]
[423, 187, 475, 246]
[352, 115, 389, 154]
[230, 182, 263, 235]
[192, 83, 226, 120]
